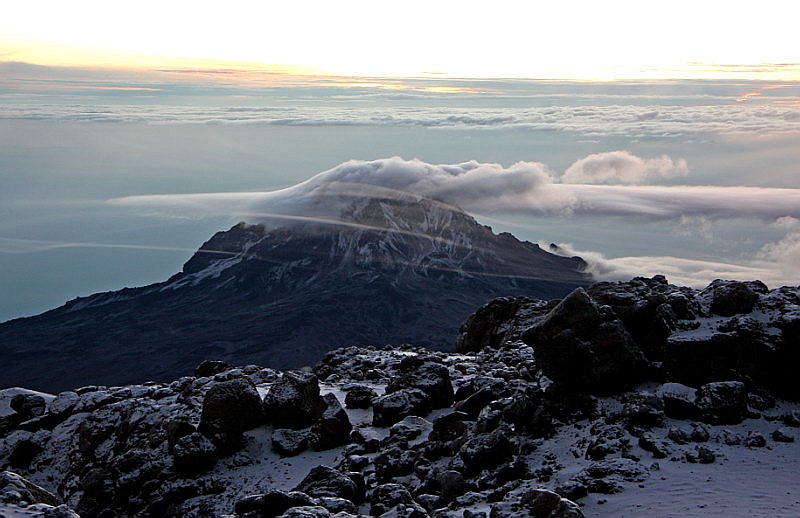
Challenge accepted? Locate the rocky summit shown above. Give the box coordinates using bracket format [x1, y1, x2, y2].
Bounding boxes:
[1, 276, 799, 517]
[0, 196, 588, 393]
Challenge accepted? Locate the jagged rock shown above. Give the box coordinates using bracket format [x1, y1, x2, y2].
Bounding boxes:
[372, 389, 431, 427]
[10, 394, 46, 420]
[614, 391, 664, 426]
[264, 371, 325, 429]
[638, 434, 670, 459]
[772, 428, 795, 443]
[667, 423, 709, 445]
[0, 470, 62, 507]
[389, 416, 430, 441]
[459, 429, 514, 473]
[350, 427, 381, 453]
[706, 279, 765, 317]
[686, 446, 716, 464]
[658, 383, 698, 420]
[198, 378, 264, 450]
[501, 393, 553, 438]
[454, 383, 506, 419]
[318, 496, 356, 514]
[172, 432, 217, 472]
[455, 296, 547, 353]
[429, 411, 469, 442]
[522, 288, 648, 394]
[234, 490, 316, 517]
[519, 488, 585, 518]
[343, 385, 378, 409]
[585, 424, 629, 461]
[310, 393, 352, 450]
[369, 483, 415, 516]
[385, 358, 454, 408]
[272, 429, 310, 457]
[166, 418, 196, 452]
[695, 381, 748, 425]
[294, 466, 359, 502]
[744, 432, 767, 448]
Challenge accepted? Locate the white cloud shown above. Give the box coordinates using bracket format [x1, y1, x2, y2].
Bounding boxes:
[549, 240, 799, 289]
[109, 157, 800, 224]
[562, 150, 688, 184]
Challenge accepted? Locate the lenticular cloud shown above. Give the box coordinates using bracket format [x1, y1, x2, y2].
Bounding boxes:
[110, 156, 800, 223]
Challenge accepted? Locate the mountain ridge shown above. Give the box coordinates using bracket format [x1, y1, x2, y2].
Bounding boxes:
[0, 196, 590, 392]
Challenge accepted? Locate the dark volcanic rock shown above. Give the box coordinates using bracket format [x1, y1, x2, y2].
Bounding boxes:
[310, 393, 352, 450]
[385, 358, 454, 408]
[522, 288, 648, 394]
[294, 466, 359, 501]
[372, 388, 431, 427]
[172, 432, 218, 472]
[459, 429, 514, 473]
[264, 371, 324, 429]
[199, 378, 264, 450]
[519, 488, 585, 518]
[707, 279, 765, 317]
[343, 385, 378, 409]
[455, 296, 550, 353]
[10, 394, 46, 420]
[235, 490, 316, 517]
[695, 381, 748, 425]
[272, 429, 310, 457]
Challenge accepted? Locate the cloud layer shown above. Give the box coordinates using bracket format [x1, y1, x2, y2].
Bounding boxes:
[550, 230, 800, 289]
[4, 103, 800, 136]
[111, 156, 800, 223]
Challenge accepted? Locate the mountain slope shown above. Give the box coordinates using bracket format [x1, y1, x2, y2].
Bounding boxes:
[0, 196, 589, 392]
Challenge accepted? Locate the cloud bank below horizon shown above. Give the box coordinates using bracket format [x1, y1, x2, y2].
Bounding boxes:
[3, 103, 800, 137]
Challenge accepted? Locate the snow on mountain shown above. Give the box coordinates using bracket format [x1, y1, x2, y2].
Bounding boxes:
[0, 194, 589, 393]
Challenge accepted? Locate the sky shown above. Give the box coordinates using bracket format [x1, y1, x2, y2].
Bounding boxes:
[1, 1, 799, 321]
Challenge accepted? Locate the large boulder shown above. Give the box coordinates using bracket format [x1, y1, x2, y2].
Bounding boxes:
[264, 371, 325, 429]
[458, 429, 514, 473]
[372, 389, 431, 427]
[706, 279, 765, 317]
[522, 288, 648, 394]
[310, 394, 352, 450]
[385, 357, 454, 408]
[695, 381, 748, 425]
[199, 378, 264, 450]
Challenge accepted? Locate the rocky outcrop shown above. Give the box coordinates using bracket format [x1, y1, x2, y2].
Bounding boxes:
[522, 288, 648, 394]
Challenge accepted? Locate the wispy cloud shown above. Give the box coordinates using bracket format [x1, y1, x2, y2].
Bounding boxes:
[549, 225, 800, 289]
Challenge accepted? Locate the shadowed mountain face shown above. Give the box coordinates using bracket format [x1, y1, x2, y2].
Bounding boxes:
[0, 196, 590, 392]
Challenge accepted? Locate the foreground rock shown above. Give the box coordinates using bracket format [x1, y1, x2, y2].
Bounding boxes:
[0, 276, 798, 517]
